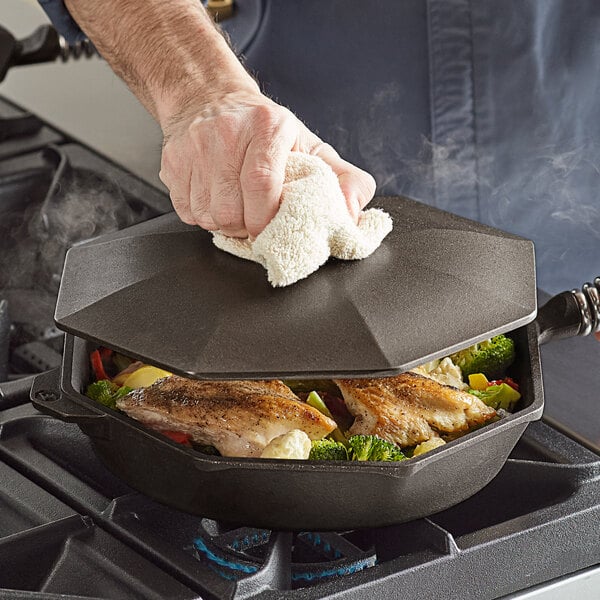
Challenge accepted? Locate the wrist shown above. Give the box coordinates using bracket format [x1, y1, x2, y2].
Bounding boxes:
[154, 60, 261, 132]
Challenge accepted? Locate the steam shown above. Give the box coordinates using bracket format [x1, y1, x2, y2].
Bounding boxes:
[325, 84, 600, 292]
[0, 173, 151, 329]
[487, 145, 600, 235]
[29, 182, 131, 292]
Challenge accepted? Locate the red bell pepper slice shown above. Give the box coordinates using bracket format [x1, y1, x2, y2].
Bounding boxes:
[488, 377, 520, 392]
[161, 430, 192, 446]
[99, 347, 113, 360]
[90, 350, 109, 381]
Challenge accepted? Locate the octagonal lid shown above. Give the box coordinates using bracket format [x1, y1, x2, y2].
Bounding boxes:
[55, 196, 537, 379]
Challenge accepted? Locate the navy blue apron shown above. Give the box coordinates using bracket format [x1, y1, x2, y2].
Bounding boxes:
[226, 0, 600, 294]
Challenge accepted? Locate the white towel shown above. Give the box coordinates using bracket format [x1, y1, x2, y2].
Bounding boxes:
[212, 152, 393, 287]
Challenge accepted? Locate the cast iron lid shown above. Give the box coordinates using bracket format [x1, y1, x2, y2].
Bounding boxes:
[55, 196, 537, 379]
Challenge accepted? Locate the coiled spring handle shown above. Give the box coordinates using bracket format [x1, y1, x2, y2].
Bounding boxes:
[58, 36, 97, 61]
[571, 277, 600, 336]
[0, 25, 97, 83]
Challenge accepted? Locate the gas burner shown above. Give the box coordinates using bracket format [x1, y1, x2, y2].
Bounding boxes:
[193, 519, 377, 588]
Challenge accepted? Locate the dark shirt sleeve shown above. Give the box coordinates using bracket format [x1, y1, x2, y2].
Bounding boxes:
[37, 0, 87, 44]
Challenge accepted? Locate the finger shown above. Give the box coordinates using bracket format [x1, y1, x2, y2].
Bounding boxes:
[595, 331, 600, 342]
[310, 143, 377, 220]
[240, 110, 297, 238]
[159, 165, 195, 225]
[209, 162, 247, 237]
[190, 167, 218, 230]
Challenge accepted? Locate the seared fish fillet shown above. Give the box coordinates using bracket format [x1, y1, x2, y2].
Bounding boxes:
[116, 376, 336, 457]
[335, 372, 496, 447]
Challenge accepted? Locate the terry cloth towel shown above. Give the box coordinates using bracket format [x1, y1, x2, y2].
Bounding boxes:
[212, 152, 393, 287]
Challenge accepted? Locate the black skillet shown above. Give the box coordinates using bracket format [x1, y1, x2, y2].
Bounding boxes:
[30, 196, 599, 530]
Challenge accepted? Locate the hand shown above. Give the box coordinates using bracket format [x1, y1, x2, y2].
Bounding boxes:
[159, 92, 376, 238]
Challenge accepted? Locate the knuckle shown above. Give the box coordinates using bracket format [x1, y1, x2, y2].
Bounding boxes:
[197, 216, 218, 230]
[252, 104, 282, 129]
[169, 191, 188, 210]
[171, 204, 196, 225]
[176, 211, 196, 226]
[242, 166, 282, 194]
[212, 204, 244, 229]
[190, 205, 215, 230]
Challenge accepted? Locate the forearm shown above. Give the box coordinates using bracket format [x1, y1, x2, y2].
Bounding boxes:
[64, 0, 259, 126]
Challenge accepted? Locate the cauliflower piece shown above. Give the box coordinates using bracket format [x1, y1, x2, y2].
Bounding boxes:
[260, 429, 312, 460]
[413, 437, 446, 456]
[411, 357, 467, 390]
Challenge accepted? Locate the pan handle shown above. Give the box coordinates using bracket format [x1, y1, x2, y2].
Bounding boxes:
[537, 277, 600, 345]
[30, 368, 106, 425]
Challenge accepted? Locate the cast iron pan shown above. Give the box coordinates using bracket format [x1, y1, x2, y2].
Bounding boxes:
[30, 290, 590, 531]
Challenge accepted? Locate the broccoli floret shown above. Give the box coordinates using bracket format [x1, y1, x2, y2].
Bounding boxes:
[86, 380, 132, 409]
[309, 439, 349, 461]
[309, 435, 406, 462]
[449, 334, 515, 379]
[348, 435, 405, 462]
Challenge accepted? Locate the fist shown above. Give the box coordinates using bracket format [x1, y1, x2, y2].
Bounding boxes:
[159, 93, 376, 238]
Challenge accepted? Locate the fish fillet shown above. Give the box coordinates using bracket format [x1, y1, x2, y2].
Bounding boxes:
[335, 372, 496, 447]
[116, 376, 336, 457]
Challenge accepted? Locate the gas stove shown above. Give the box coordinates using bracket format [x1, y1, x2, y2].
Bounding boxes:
[0, 94, 598, 599]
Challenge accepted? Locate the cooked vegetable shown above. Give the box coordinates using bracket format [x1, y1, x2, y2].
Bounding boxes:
[413, 437, 446, 456]
[306, 391, 348, 446]
[161, 430, 192, 446]
[411, 357, 467, 390]
[449, 334, 515, 379]
[469, 382, 521, 411]
[310, 436, 406, 461]
[121, 365, 172, 388]
[488, 376, 519, 391]
[260, 430, 312, 459]
[348, 435, 406, 462]
[309, 439, 349, 461]
[86, 380, 132, 409]
[468, 373, 489, 390]
[113, 360, 145, 385]
[90, 350, 109, 381]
